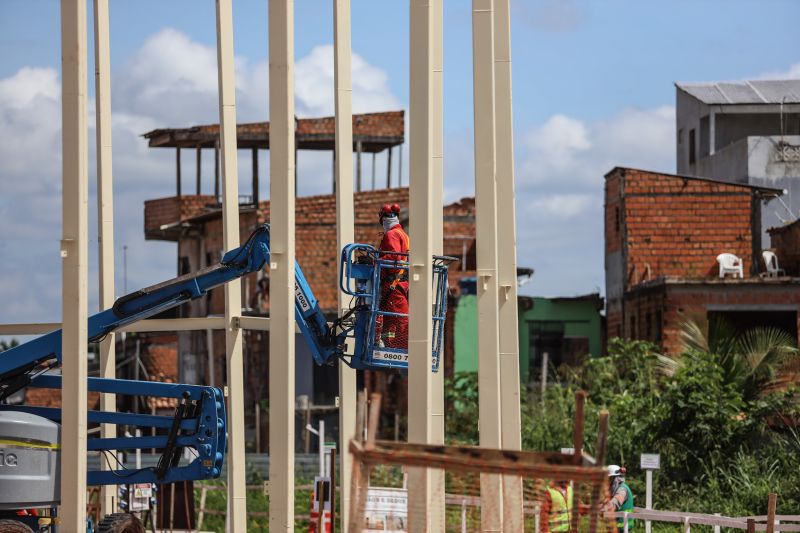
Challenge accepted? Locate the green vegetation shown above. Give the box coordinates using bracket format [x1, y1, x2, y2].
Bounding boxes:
[445, 332, 800, 516]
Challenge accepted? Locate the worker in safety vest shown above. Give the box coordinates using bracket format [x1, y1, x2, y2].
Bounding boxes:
[375, 203, 410, 349]
[606, 465, 635, 530]
[540, 479, 575, 533]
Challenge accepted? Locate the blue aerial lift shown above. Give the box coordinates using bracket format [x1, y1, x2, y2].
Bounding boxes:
[0, 224, 453, 531]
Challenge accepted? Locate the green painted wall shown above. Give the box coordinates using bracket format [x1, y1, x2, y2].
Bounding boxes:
[453, 294, 479, 373]
[453, 294, 602, 382]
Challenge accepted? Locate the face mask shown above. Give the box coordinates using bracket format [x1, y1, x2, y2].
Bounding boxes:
[382, 216, 399, 232]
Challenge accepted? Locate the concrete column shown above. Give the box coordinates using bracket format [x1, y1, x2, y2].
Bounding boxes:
[494, 0, 523, 528]
[93, 0, 117, 516]
[333, 0, 357, 528]
[269, 1, 296, 530]
[59, 0, 89, 529]
[709, 111, 716, 155]
[430, 0, 446, 527]
[214, 1, 247, 530]
[407, 0, 436, 531]
[473, 0, 504, 530]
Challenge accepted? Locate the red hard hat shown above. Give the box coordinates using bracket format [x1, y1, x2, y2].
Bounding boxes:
[379, 203, 401, 218]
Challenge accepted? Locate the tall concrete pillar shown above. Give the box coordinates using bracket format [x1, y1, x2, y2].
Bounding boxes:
[494, 0, 524, 529]
[268, 1, 297, 530]
[473, 0, 504, 530]
[59, 0, 89, 529]
[215, 1, 248, 531]
[333, 0, 357, 528]
[407, 0, 437, 531]
[93, 0, 117, 515]
[430, 0, 447, 527]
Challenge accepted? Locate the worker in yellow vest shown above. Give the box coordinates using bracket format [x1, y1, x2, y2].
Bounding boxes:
[540, 479, 574, 533]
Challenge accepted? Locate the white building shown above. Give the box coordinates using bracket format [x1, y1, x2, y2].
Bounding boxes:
[676, 79, 800, 245]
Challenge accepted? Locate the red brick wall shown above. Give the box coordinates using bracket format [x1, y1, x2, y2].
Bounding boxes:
[769, 219, 800, 276]
[620, 169, 754, 285]
[144, 195, 217, 239]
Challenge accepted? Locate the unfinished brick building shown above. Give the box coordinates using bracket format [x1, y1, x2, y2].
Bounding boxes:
[605, 167, 800, 354]
[142, 187, 476, 444]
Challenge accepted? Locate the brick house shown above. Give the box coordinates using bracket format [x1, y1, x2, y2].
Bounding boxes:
[605, 167, 800, 354]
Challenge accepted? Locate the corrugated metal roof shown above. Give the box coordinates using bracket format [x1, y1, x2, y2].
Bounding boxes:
[676, 80, 800, 105]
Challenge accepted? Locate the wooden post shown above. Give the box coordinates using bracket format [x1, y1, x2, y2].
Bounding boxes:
[747, 519, 756, 533]
[570, 391, 587, 533]
[316, 479, 325, 533]
[588, 410, 609, 533]
[767, 493, 778, 533]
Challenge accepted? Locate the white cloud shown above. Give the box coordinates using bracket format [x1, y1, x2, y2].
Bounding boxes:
[508, 106, 673, 296]
[0, 29, 402, 326]
[295, 44, 401, 117]
[755, 62, 800, 80]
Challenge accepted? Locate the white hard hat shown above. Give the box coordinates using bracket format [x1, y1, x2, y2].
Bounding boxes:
[608, 465, 624, 477]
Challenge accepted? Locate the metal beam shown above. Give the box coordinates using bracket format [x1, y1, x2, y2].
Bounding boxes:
[407, 0, 436, 530]
[93, 0, 117, 515]
[494, 0, 524, 528]
[333, 0, 357, 527]
[430, 0, 446, 527]
[269, 1, 297, 530]
[473, 0, 504, 529]
[60, 0, 89, 528]
[215, 0, 247, 529]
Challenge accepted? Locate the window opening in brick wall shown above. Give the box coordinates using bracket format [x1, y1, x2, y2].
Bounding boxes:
[707, 310, 798, 342]
[614, 206, 621, 234]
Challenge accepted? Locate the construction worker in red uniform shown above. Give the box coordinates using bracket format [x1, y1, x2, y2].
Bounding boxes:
[376, 203, 410, 349]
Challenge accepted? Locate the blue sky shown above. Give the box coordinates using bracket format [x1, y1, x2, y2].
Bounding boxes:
[0, 0, 798, 326]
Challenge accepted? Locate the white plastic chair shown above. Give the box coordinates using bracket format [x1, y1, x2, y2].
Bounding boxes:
[762, 250, 785, 277]
[716, 253, 744, 279]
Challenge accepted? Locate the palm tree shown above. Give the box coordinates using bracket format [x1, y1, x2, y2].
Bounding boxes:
[658, 314, 799, 399]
